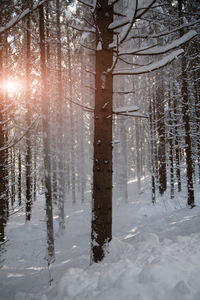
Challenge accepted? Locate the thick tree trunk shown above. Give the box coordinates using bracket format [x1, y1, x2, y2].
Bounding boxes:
[91, 0, 113, 263]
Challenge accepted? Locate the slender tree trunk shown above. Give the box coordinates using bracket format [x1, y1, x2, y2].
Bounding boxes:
[156, 73, 167, 195]
[33, 144, 37, 201]
[0, 27, 7, 242]
[136, 119, 141, 193]
[18, 151, 22, 206]
[67, 26, 76, 204]
[11, 147, 16, 207]
[46, 3, 58, 204]
[0, 114, 6, 242]
[119, 116, 128, 201]
[193, 70, 200, 184]
[25, 0, 32, 220]
[39, 4, 55, 262]
[152, 90, 158, 184]
[149, 98, 156, 203]
[56, 0, 65, 232]
[91, 0, 113, 263]
[178, 0, 194, 207]
[80, 52, 86, 202]
[172, 80, 182, 192]
[168, 88, 174, 199]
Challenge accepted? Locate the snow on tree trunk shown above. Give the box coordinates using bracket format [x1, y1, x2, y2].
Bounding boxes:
[25, 0, 32, 221]
[156, 72, 167, 195]
[178, 0, 194, 208]
[39, 4, 55, 262]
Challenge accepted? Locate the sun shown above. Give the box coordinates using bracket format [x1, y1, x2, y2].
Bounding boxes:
[2, 78, 23, 95]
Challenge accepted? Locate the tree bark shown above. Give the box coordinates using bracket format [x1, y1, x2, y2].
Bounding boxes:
[18, 151, 22, 206]
[149, 97, 156, 203]
[172, 79, 182, 192]
[56, 0, 65, 232]
[168, 87, 174, 199]
[178, 0, 194, 207]
[156, 73, 167, 195]
[67, 25, 76, 204]
[39, 4, 55, 262]
[0, 25, 7, 242]
[91, 0, 113, 263]
[25, 0, 32, 221]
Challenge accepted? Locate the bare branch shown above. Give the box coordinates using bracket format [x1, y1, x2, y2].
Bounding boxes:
[66, 96, 94, 112]
[69, 24, 95, 33]
[109, 0, 120, 6]
[114, 90, 135, 94]
[77, 0, 93, 9]
[0, 115, 40, 151]
[116, 112, 148, 118]
[80, 42, 96, 51]
[113, 105, 140, 113]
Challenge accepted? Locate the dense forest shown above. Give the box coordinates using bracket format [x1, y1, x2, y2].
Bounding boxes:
[0, 1, 199, 296]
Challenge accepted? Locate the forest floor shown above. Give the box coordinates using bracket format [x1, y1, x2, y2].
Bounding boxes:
[0, 178, 200, 300]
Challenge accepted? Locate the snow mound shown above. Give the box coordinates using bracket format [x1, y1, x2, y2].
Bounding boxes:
[43, 231, 200, 300]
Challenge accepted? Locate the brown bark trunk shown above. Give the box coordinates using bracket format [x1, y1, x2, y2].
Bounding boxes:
[39, 4, 55, 262]
[0, 29, 6, 241]
[67, 26, 76, 204]
[56, 0, 65, 232]
[178, 0, 194, 207]
[25, 0, 32, 221]
[156, 73, 166, 195]
[91, 0, 113, 263]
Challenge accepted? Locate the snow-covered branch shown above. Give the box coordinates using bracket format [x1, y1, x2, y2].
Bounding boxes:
[0, 115, 40, 151]
[127, 20, 200, 40]
[109, 0, 156, 47]
[113, 106, 147, 118]
[113, 49, 184, 75]
[119, 0, 156, 44]
[116, 111, 148, 118]
[70, 24, 95, 33]
[113, 106, 140, 113]
[0, 0, 48, 34]
[119, 30, 197, 56]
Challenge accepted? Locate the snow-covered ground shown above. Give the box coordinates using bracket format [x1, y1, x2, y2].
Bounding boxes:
[1, 178, 200, 300]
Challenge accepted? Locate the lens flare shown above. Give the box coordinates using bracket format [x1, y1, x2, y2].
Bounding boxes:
[2, 78, 23, 95]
